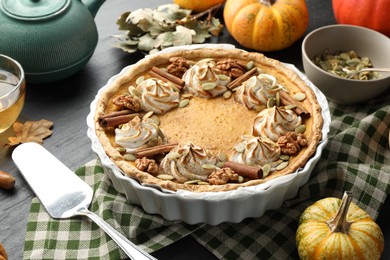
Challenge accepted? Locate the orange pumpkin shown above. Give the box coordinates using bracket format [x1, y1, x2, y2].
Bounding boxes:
[173, 0, 226, 12]
[223, 0, 309, 52]
[332, 0, 390, 37]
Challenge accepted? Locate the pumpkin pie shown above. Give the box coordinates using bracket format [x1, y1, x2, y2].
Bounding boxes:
[94, 48, 323, 192]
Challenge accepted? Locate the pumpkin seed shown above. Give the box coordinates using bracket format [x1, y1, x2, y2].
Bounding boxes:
[280, 155, 290, 161]
[184, 180, 201, 185]
[295, 124, 306, 134]
[285, 104, 296, 110]
[157, 174, 175, 180]
[294, 93, 306, 101]
[167, 151, 180, 160]
[136, 76, 145, 85]
[275, 161, 289, 171]
[129, 86, 142, 97]
[361, 57, 370, 66]
[179, 99, 190, 108]
[246, 61, 254, 70]
[202, 82, 217, 90]
[217, 74, 230, 81]
[217, 152, 228, 162]
[116, 147, 126, 153]
[147, 115, 160, 125]
[124, 153, 137, 162]
[254, 105, 266, 112]
[339, 52, 350, 61]
[168, 81, 180, 92]
[237, 176, 244, 183]
[143, 111, 154, 120]
[216, 161, 225, 168]
[147, 138, 159, 147]
[199, 58, 214, 64]
[202, 164, 219, 170]
[319, 61, 330, 71]
[267, 97, 275, 108]
[181, 93, 193, 99]
[262, 164, 271, 178]
[346, 58, 361, 66]
[223, 90, 232, 99]
[197, 181, 210, 185]
[275, 92, 280, 106]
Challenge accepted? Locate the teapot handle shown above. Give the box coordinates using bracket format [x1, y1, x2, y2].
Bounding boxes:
[81, 0, 106, 18]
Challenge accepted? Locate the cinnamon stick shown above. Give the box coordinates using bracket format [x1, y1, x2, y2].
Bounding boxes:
[135, 143, 178, 158]
[227, 67, 259, 90]
[99, 110, 133, 118]
[150, 66, 185, 89]
[279, 90, 310, 118]
[149, 70, 183, 91]
[223, 161, 263, 179]
[98, 111, 140, 128]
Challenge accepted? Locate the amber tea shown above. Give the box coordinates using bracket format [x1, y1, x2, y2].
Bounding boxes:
[0, 68, 25, 133]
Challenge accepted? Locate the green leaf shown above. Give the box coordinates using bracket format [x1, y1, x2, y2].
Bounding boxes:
[113, 42, 139, 53]
[138, 33, 156, 51]
[148, 22, 168, 37]
[116, 12, 144, 36]
[128, 8, 154, 32]
[209, 17, 224, 36]
[154, 4, 191, 23]
[154, 32, 174, 48]
[172, 26, 195, 46]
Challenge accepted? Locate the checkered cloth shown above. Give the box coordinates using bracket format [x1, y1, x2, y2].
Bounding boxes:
[25, 91, 390, 259]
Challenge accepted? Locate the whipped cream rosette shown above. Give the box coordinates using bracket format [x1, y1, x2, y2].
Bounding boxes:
[160, 143, 217, 183]
[137, 78, 180, 114]
[253, 106, 302, 142]
[231, 135, 281, 167]
[115, 116, 166, 152]
[234, 74, 282, 110]
[183, 59, 231, 98]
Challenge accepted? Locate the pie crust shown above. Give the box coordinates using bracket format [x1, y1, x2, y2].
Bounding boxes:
[94, 48, 323, 192]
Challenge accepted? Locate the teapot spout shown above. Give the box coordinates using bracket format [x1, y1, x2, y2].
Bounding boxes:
[82, 0, 106, 18]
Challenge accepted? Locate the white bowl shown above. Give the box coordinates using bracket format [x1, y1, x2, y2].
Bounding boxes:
[302, 24, 390, 105]
[87, 45, 331, 225]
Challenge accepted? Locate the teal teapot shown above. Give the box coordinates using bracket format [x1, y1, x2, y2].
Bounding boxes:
[0, 0, 105, 84]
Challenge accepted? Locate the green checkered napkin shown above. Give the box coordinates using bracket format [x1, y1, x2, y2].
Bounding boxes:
[25, 92, 390, 260]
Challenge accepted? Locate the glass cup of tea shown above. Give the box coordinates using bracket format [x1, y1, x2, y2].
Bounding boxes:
[0, 54, 26, 134]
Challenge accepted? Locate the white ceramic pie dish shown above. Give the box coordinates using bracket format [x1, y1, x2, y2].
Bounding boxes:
[87, 44, 331, 225]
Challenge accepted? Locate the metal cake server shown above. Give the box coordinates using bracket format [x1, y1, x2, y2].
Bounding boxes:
[12, 142, 157, 260]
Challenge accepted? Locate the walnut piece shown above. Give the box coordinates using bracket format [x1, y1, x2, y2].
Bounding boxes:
[135, 157, 159, 176]
[0, 242, 7, 260]
[208, 167, 239, 185]
[277, 132, 308, 155]
[112, 95, 141, 111]
[216, 58, 247, 79]
[167, 57, 191, 78]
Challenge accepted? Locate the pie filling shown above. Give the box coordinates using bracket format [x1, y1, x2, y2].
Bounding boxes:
[95, 48, 323, 192]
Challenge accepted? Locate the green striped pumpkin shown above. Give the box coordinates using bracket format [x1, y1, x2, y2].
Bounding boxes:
[296, 192, 384, 259]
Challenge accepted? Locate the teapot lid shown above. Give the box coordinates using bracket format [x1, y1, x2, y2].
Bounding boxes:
[1, 0, 70, 20]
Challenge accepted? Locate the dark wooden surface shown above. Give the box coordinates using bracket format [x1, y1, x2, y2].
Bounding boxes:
[1, 1, 389, 259]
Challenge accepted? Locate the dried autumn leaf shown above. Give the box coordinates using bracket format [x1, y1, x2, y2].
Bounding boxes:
[115, 3, 223, 54]
[173, 25, 196, 46]
[8, 119, 53, 146]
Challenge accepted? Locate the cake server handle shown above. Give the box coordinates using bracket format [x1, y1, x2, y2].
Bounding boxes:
[78, 209, 158, 260]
